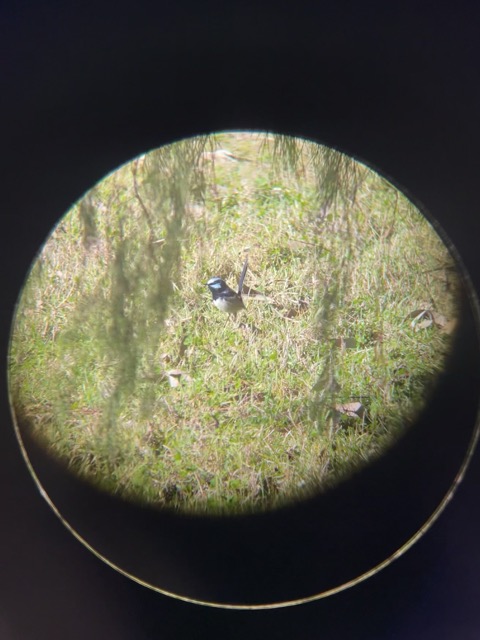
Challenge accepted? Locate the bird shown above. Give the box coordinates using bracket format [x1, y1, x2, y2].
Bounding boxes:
[206, 255, 248, 317]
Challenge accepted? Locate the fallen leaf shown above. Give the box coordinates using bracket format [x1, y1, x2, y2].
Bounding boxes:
[166, 369, 191, 387]
[431, 311, 448, 328]
[415, 317, 433, 330]
[334, 401, 365, 420]
[408, 309, 433, 330]
[441, 318, 458, 334]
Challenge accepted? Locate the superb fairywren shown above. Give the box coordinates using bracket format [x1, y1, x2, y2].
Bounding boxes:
[206, 256, 248, 316]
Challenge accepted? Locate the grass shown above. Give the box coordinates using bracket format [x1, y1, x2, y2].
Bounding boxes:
[8, 132, 460, 515]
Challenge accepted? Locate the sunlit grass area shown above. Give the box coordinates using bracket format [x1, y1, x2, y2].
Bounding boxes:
[9, 132, 460, 514]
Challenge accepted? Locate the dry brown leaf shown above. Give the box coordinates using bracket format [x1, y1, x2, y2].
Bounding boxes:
[408, 309, 433, 330]
[441, 318, 458, 334]
[166, 369, 191, 388]
[334, 401, 365, 420]
[431, 311, 448, 328]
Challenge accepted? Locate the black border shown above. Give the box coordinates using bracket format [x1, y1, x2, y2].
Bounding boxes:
[2, 2, 480, 637]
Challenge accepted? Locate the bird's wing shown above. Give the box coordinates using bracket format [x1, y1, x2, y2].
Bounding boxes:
[238, 255, 249, 295]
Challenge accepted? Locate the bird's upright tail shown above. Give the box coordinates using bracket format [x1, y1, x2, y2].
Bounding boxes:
[238, 254, 249, 295]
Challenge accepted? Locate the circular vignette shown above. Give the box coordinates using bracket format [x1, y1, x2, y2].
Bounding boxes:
[7, 131, 480, 607]
[8, 132, 463, 514]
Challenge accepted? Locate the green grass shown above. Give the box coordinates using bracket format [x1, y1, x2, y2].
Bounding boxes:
[8, 132, 460, 514]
